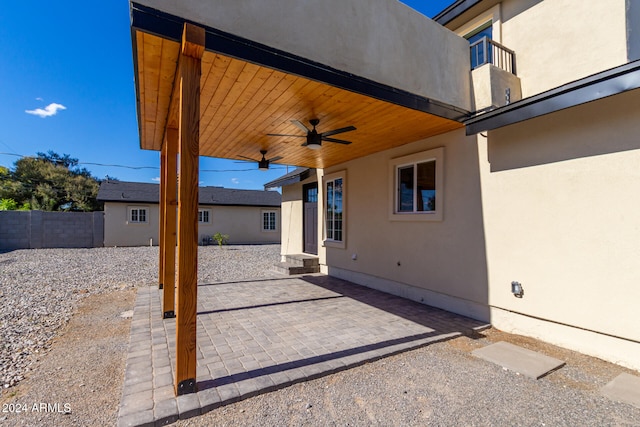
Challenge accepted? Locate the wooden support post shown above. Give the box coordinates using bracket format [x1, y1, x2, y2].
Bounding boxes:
[159, 143, 166, 290]
[162, 128, 178, 319]
[175, 22, 204, 396]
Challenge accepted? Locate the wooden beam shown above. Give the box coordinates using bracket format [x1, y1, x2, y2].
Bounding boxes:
[159, 141, 166, 290]
[162, 128, 178, 319]
[175, 22, 204, 396]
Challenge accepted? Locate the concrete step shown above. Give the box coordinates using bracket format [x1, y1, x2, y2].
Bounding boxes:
[284, 254, 319, 268]
[273, 261, 320, 275]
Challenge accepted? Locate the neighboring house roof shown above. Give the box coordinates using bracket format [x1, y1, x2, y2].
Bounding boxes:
[97, 180, 281, 207]
[264, 168, 315, 189]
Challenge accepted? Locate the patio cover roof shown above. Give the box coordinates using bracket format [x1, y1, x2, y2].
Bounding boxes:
[130, 2, 470, 170]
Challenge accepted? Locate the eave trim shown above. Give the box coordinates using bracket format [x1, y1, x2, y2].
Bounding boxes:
[465, 59, 640, 135]
[130, 2, 470, 122]
[264, 168, 314, 189]
[433, 0, 484, 26]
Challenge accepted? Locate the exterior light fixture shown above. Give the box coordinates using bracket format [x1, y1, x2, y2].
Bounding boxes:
[511, 281, 524, 298]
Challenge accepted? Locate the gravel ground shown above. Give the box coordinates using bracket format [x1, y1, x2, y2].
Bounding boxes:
[1, 245, 639, 427]
[0, 245, 281, 391]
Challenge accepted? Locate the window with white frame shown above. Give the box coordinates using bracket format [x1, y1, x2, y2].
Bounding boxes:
[324, 172, 345, 245]
[262, 210, 277, 231]
[129, 207, 148, 223]
[389, 147, 443, 221]
[198, 209, 211, 224]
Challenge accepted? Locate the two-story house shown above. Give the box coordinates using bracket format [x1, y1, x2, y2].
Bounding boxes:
[130, 0, 640, 373]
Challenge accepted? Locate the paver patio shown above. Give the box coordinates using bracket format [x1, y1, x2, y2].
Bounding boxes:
[117, 274, 490, 427]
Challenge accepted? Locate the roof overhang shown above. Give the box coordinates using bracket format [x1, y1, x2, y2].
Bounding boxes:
[465, 59, 640, 135]
[433, 0, 485, 26]
[264, 167, 315, 189]
[130, 2, 470, 170]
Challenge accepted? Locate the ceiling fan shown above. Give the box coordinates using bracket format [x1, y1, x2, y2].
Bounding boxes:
[237, 150, 283, 171]
[268, 118, 356, 150]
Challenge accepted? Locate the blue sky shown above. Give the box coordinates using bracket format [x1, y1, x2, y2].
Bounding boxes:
[0, 1, 453, 190]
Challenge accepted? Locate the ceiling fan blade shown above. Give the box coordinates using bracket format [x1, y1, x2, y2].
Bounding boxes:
[321, 125, 356, 137]
[267, 133, 305, 137]
[291, 120, 311, 133]
[237, 155, 257, 161]
[322, 137, 352, 145]
[267, 156, 284, 162]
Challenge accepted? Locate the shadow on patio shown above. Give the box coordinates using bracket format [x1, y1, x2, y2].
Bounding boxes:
[117, 274, 489, 427]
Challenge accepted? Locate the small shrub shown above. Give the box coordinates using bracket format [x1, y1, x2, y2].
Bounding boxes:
[212, 232, 229, 247]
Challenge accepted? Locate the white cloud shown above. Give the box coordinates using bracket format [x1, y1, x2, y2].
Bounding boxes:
[25, 102, 66, 118]
[36, 97, 43, 101]
[231, 178, 240, 185]
[151, 177, 160, 182]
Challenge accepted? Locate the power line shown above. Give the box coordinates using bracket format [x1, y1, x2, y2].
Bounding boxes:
[0, 152, 287, 173]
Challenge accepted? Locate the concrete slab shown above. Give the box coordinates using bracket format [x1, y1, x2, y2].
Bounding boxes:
[601, 373, 640, 409]
[472, 341, 565, 379]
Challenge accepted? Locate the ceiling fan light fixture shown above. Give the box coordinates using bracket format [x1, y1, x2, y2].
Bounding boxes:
[306, 141, 321, 150]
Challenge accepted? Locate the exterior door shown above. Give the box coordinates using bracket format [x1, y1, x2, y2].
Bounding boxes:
[303, 183, 318, 255]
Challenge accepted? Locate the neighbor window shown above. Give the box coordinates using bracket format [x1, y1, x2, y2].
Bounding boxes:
[325, 174, 345, 244]
[389, 147, 443, 222]
[129, 207, 147, 223]
[262, 211, 277, 231]
[198, 209, 210, 224]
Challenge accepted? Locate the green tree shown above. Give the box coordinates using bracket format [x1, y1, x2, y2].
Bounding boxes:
[0, 152, 103, 211]
[0, 198, 18, 210]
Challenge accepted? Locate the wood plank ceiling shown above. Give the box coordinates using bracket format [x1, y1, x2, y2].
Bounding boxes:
[135, 31, 463, 169]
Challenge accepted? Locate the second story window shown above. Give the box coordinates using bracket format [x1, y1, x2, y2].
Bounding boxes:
[466, 22, 493, 69]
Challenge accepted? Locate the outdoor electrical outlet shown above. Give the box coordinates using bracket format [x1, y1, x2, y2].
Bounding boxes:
[352, 253, 357, 260]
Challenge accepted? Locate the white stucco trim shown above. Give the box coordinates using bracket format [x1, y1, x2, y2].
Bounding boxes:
[388, 147, 444, 222]
[454, 4, 502, 43]
[322, 170, 347, 250]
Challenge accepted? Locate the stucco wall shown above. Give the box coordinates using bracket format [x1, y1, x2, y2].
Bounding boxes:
[279, 172, 323, 260]
[311, 89, 640, 369]
[500, 0, 627, 97]
[103, 203, 280, 246]
[453, 0, 628, 98]
[322, 129, 489, 311]
[134, 0, 471, 111]
[478, 88, 640, 346]
[280, 182, 304, 258]
[197, 205, 281, 245]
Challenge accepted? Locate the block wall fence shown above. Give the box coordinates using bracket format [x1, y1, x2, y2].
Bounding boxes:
[0, 211, 104, 250]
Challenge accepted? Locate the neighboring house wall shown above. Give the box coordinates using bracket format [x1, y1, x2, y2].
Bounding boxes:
[197, 205, 281, 244]
[0, 211, 104, 250]
[104, 203, 159, 247]
[103, 202, 281, 247]
[454, 0, 629, 97]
